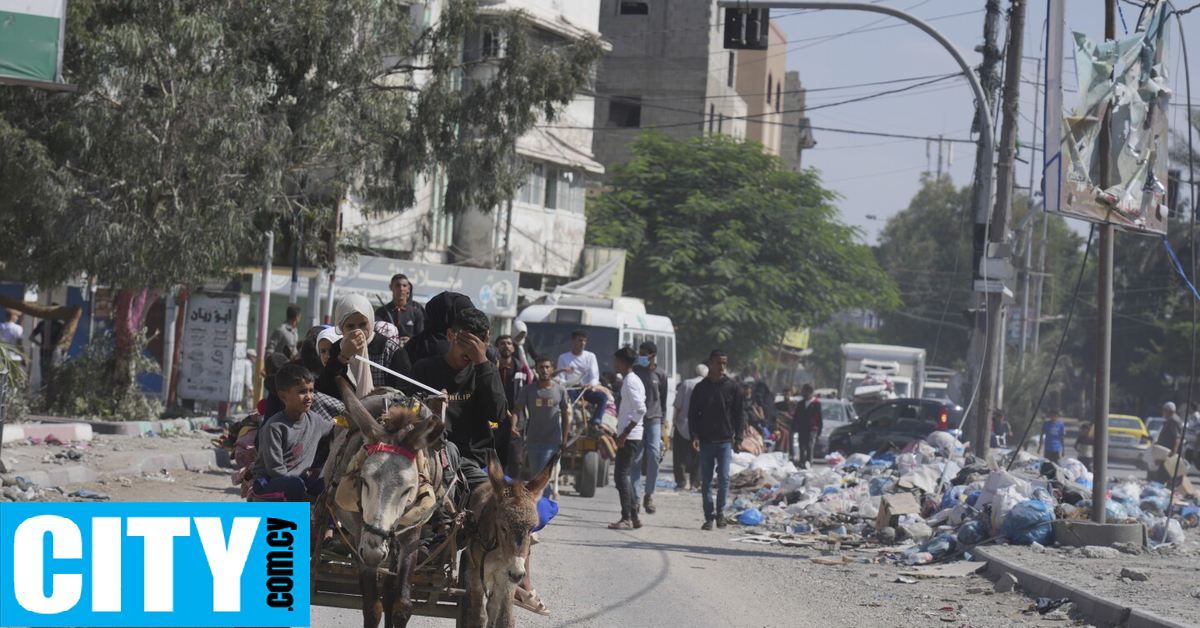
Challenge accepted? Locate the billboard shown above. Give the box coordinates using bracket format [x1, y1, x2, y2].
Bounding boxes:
[337, 256, 519, 318]
[1047, 3, 1172, 235]
[0, 0, 67, 87]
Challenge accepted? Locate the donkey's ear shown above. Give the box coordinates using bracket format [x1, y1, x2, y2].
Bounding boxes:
[486, 448, 508, 495]
[338, 378, 383, 443]
[401, 416, 444, 452]
[525, 452, 560, 496]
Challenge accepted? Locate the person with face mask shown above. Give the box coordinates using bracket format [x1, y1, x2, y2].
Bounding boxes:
[630, 340, 669, 514]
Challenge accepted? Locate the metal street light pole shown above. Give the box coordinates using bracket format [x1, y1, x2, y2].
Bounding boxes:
[718, 0, 996, 452]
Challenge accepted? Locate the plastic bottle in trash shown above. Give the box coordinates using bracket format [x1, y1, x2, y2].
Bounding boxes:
[905, 552, 933, 565]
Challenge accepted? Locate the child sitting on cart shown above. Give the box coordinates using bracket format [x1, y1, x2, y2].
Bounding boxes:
[250, 364, 337, 502]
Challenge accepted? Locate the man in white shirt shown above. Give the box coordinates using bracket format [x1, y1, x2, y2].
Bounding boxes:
[609, 346, 646, 530]
[555, 329, 608, 425]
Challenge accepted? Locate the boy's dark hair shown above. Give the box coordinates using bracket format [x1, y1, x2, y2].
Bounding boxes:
[265, 352, 291, 376]
[535, 354, 554, 366]
[614, 346, 637, 366]
[451, 307, 491, 338]
[285, 304, 301, 321]
[639, 340, 658, 355]
[390, 273, 409, 285]
[495, 334, 514, 346]
[275, 363, 315, 393]
[571, 329, 588, 340]
[709, 349, 727, 361]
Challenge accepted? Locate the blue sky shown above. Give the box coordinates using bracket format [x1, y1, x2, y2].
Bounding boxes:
[775, 0, 1200, 243]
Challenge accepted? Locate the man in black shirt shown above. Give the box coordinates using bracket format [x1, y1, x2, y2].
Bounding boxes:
[688, 349, 744, 530]
[407, 307, 504, 488]
[375, 273, 426, 343]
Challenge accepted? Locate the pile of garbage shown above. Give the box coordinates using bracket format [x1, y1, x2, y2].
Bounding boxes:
[724, 435, 1200, 563]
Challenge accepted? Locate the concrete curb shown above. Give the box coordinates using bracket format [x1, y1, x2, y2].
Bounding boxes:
[28, 414, 220, 436]
[1, 423, 94, 444]
[7, 466, 100, 488]
[973, 547, 1192, 628]
[5, 448, 235, 490]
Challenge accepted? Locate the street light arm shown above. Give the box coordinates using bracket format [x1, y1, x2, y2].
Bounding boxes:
[716, 1, 995, 171]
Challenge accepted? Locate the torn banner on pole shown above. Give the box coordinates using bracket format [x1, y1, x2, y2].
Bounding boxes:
[1050, 2, 1172, 235]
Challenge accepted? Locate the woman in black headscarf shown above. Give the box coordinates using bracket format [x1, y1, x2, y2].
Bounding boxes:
[404, 291, 476, 365]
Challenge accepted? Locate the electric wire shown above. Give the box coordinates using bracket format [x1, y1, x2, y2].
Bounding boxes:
[1165, 0, 1196, 542]
[1006, 225, 1097, 469]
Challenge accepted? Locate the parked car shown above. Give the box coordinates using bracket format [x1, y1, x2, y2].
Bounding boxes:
[1107, 414, 1151, 469]
[1144, 416, 1165, 443]
[828, 398, 964, 456]
[805, 398, 858, 458]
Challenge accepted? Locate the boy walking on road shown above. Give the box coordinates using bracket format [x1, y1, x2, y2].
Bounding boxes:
[609, 347, 646, 530]
[689, 350, 744, 530]
[631, 340, 669, 514]
[791, 384, 821, 468]
[516, 355, 570, 498]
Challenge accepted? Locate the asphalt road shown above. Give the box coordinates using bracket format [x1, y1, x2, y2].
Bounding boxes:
[309, 456, 1069, 628]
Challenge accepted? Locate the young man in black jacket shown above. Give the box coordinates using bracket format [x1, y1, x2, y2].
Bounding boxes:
[407, 307, 505, 489]
[688, 349, 744, 530]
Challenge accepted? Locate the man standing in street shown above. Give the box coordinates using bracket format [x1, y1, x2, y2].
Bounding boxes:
[556, 330, 607, 425]
[30, 309, 64, 391]
[375, 273, 425, 342]
[609, 346, 646, 530]
[1039, 409, 1066, 463]
[1153, 401, 1185, 484]
[689, 349, 743, 530]
[266, 304, 301, 359]
[516, 355, 570, 498]
[791, 384, 822, 468]
[671, 364, 708, 490]
[631, 340, 669, 514]
[496, 334, 532, 477]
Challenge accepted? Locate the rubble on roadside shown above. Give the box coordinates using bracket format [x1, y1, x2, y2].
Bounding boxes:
[722, 435, 1200, 565]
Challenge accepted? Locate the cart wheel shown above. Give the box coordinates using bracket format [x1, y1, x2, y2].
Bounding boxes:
[577, 451, 599, 497]
[597, 456, 610, 487]
[457, 551, 471, 628]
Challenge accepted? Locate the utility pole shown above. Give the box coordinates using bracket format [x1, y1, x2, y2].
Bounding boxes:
[1020, 57, 1042, 371]
[965, 0, 1005, 455]
[1091, 0, 1117, 524]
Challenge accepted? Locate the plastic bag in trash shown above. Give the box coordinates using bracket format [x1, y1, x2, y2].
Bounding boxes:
[824, 452, 845, 467]
[1150, 517, 1184, 546]
[1139, 494, 1169, 516]
[869, 477, 893, 497]
[1110, 482, 1142, 505]
[1001, 500, 1054, 546]
[1032, 486, 1056, 509]
[1141, 484, 1171, 499]
[939, 485, 968, 512]
[843, 453, 872, 468]
[990, 485, 1024, 532]
[738, 508, 764, 526]
[896, 453, 918, 475]
[957, 519, 988, 546]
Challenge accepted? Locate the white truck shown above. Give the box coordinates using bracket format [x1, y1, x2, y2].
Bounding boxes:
[840, 343, 927, 404]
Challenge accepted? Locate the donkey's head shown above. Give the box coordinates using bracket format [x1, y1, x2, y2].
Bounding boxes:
[484, 449, 558, 583]
[339, 380, 444, 567]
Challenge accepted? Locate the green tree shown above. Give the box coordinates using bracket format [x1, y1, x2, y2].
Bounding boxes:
[0, 0, 600, 412]
[587, 132, 897, 366]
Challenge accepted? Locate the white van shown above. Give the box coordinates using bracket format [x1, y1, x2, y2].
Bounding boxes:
[517, 295, 678, 412]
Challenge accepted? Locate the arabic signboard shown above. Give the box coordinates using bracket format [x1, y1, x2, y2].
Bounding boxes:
[178, 292, 249, 403]
[0, 0, 68, 86]
[337, 256, 519, 318]
[1047, 3, 1171, 235]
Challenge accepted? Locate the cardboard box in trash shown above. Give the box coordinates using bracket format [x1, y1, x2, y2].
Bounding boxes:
[876, 493, 922, 531]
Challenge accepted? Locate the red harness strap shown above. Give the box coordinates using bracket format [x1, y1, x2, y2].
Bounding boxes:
[364, 442, 417, 462]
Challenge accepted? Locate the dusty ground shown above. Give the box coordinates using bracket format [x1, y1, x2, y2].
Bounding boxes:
[987, 544, 1200, 627]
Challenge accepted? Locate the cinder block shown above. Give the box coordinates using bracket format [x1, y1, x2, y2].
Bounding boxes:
[1, 423, 94, 443]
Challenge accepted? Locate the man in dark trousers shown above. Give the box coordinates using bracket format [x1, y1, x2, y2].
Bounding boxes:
[631, 340, 669, 514]
[375, 273, 426, 342]
[792, 384, 822, 468]
[407, 307, 505, 489]
[688, 349, 744, 530]
[495, 334, 532, 477]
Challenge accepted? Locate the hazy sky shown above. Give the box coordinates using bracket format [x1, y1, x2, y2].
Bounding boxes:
[774, 0, 1200, 243]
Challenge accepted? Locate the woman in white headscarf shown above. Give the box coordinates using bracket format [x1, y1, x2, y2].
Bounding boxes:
[317, 295, 411, 400]
[316, 327, 342, 367]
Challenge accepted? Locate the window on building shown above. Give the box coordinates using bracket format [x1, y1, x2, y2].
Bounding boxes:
[607, 98, 642, 128]
[726, 52, 735, 87]
[518, 163, 545, 206]
[767, 74, 773, 104]
[541, 167, 586, 212]
[482, 27, 506, 59]
[619, 1, 649, 15]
